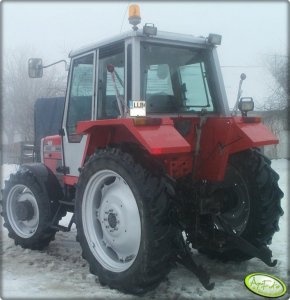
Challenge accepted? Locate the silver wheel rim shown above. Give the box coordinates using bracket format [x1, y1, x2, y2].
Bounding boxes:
[82, 170, 141, 272]
[6, 184, 39, 238]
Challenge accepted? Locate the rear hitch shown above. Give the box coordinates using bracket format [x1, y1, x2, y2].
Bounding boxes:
[175, 234, 215, 290]
[215, 215, 277, 267]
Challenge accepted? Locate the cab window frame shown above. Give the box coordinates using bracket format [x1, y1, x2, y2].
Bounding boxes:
[65, 51, 96, 142]
[140, 41, 218, 114]
[97, 42, 125, 120]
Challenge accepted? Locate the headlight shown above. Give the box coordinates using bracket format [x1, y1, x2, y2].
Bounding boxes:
[238, 97, 254, 116]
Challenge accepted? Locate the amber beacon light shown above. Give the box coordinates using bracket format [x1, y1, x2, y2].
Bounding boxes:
[129, 4, 141, 30]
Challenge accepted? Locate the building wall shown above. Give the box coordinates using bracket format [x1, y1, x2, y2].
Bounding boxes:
[263, 129, 289, 159]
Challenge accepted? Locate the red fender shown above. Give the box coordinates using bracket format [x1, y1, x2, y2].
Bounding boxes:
[42, 117, 278, 183]
[194, 116, 278, 181]
[76, 118, 192, 158]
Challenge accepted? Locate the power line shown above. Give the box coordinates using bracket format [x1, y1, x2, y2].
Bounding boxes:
[120, 3, 130, 33]
[221, 65, 264, 68]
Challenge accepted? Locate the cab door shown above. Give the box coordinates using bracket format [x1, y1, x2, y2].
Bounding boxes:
[62, 52, 96, 177]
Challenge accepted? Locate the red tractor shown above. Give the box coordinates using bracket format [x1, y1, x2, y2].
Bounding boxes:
[1, 5, 284, 294]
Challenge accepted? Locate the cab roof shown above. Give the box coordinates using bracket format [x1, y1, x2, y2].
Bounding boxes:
[69, 29, 209, 58]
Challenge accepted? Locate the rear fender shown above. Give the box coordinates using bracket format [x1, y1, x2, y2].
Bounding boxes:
[77, 119, 192, 162]
[195, 117, 278, 181]
[21, 163, 63, 200]
[229, 117, 278, 152]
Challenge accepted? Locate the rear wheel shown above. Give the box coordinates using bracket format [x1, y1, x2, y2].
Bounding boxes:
[75, 148, 174, 294]
[199, 149, 284, 261]
[1, 168, 62, 250]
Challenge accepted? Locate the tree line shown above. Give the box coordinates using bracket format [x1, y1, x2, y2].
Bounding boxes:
[2, 50, 67, 144]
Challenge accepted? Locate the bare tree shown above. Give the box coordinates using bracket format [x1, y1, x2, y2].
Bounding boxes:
[260, 54, 289, 158]
[264, 54, 289, 111]
[2, 50, 67, 143]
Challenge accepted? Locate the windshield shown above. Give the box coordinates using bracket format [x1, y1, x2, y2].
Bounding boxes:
[140, 43, 216, 114]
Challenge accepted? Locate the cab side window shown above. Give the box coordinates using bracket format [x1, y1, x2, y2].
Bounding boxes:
[67, 53, 94, 141]
[178, 62, 213, 111]
[98, 43, 125, 119]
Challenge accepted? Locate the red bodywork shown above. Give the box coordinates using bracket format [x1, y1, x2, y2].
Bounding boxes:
[43, 116, 278, 185]
[43, 135, 62, 174]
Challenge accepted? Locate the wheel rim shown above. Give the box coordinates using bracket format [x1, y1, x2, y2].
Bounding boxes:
[6, 184, 39, 238]
[218, 166, 250, 234]
[82, 170, 141, 272]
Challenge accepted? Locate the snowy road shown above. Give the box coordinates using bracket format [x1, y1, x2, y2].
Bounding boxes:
[1, 160, 289, 299]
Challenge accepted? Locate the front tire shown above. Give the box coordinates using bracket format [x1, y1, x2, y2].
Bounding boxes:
[75, 148, 174, 294]
[2, 167, 62, 250]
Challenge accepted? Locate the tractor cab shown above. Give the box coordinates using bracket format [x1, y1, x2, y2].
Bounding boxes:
[65, 24, 228, 124]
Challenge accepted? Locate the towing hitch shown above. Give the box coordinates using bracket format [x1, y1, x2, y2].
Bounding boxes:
[215, 215, 277, 267]
[175, 234, 215, 290]
[174, 213, 277, 291]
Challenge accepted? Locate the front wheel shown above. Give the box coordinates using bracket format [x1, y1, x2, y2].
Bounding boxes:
[75, 148, 174, 294]
[1, 168, 62, 250]
[199, 149, 284, 261]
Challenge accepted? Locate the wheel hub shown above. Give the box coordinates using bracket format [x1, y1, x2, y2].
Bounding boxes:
[15, 200, 34, 221]
[108, 212, 117, 229]
[6, 184, 39, 238]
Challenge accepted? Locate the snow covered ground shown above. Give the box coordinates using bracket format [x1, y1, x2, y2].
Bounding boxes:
[0, 160, 289, 299]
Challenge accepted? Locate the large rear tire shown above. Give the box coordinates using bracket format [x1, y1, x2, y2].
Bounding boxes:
[75, 148, 174, 294]
[199, 149, 284, 261]
[1, 167, 63, 250]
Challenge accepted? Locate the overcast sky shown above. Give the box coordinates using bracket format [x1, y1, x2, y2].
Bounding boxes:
[2, 1, 288, 109]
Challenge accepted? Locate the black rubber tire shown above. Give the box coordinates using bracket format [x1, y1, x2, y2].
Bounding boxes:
[1, 168, 63, 250]
[199, 148, 284, 261]
[75, 148, 175, 294]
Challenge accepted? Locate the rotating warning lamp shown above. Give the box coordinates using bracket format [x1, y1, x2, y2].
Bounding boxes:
[129, 4, 141, 31]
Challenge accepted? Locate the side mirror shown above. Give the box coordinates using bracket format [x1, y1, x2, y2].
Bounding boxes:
[28, 58, 43, 78]
[238, 97, 254, 116]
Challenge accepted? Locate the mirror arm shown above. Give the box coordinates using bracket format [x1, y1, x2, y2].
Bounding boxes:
[42, 60, 69, 71]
